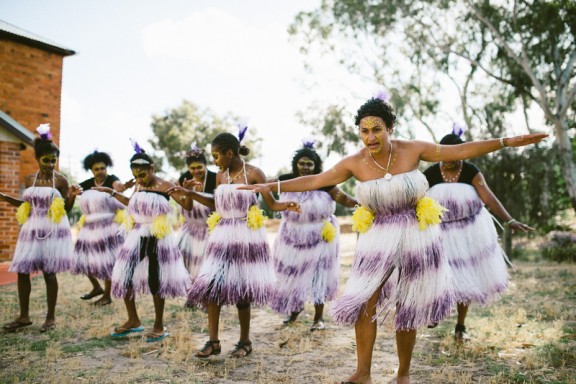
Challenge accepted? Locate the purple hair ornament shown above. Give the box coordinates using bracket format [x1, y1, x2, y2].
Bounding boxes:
[237, 124, 248, 144]
[302, 138, 316, 149]
[452, 122, 468, 137]
[36, 124, 52, 140]
[374, 89, 391, 103]
[129, 138, 143, 154]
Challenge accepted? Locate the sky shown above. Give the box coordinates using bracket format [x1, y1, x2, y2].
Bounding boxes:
[1, 0, 382, 183]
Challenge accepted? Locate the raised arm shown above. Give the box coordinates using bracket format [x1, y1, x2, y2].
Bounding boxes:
[472, 172, 534, 233]
[419, 133, 548, 163]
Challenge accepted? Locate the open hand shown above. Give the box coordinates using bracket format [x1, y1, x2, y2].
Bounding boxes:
[182, 178, 203, 190]
[284, 201, 301, 213]
[123, 179, 136, 190]
[504, 133, 548, 147]
[236, 184, 271, 194]
[165, 185, 189, 196]
[68, 184, 83, 197]
[509, 220, 534, 233]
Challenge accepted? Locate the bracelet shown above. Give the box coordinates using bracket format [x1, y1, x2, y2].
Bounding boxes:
[506, 218, 517, 225]
[111, 190, 116, 197]
[499, 137, 507, 148]
[277, 179, 281, 195]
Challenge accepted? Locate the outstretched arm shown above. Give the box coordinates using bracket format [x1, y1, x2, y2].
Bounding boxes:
[473, 173, 534, 233]
[113, 178, 135, 192]
[165, 179, 216, 210]
[0, 192, 23, 207]
[92, 186, 130, 206]
[239, 158, 353, 194]
[250, 167, 300, 212]
[419, 133, 548, 163]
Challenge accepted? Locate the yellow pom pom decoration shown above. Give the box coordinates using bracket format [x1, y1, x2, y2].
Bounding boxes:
[123, 214, 135, 231]
[114, 209, 127, 225]
[48, 197, 66, 223]
[16, 201, 31, 225]
[352, 205, 375, 234]
[416, 196, 448, 230]
[321, 220, 336, 242]
[77, 215, 86, 229]
[246, 205, 266, 230]
[151, 215, 172, 239]
[207, 211, 222, 233]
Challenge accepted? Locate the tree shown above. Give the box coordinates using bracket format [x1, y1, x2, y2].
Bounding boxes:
[149, 100, 262, 172]
[291, 0, 576, 211]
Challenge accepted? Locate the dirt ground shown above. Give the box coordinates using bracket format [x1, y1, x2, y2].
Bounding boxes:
[0, 224, 575, 384]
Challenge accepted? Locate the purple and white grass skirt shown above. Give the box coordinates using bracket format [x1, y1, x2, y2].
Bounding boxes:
[73, 190, 125, 280]
[270, 190, 340, 315]
[329, 170, 454, 331]
[427, 183, 508, 305]
[10, 187, 74, 274]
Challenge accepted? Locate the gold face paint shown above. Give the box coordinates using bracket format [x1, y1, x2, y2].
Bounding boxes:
[188, 162, 207, 179]
[296, 156, 315, 176]
[359, 116, 388, 154]
[91, 162, 108, 181]
[39, 154, 58, 165]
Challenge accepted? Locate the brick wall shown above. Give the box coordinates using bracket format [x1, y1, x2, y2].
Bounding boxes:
[0, 39, 65, 186]
[0, 141, 22, 261]
[0, 38, 68, 261]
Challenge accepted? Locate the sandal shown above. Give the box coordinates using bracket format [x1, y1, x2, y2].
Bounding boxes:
[92, 297, 112, 306]
[282, 310, 301, 324]
[454, 324, 470, 343]
[310, 320, 326, 331]
[80, 289, 104, 300]
[195, 339, 221, 358]
[229, 340, 252, 358]
[39, 323, 56, 333]
[3, 320, 33, 331]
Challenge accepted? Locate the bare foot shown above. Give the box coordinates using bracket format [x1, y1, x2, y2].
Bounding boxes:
[340, 372, 372, 384]
[92, 297, 112, 306]
[40, 319, 56, 333]
[396, 376, 409, 384]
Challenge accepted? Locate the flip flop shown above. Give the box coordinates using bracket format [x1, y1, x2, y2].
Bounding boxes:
[146, 331, 169, 343]
[39, 323, 56, 333]
[110, 325, 144, 338]
[3, 320, 33, 331]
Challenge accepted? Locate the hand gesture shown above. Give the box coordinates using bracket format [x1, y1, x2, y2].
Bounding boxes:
[123, 179, 136, 190]
[182, 178, 202, 190]
[68, 184, 83, 198]
[165, 185, 189, 197]
[504, 133, 548, 147]
[284, 201, 301, 213]
[508, 220, 535, 233]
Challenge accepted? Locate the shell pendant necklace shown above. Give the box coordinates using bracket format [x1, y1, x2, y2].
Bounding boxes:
[368, 141, 393, 181]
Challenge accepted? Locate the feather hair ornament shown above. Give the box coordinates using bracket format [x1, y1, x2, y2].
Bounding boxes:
[36, 124, 52, 140]
[237, 123, 248, 144]
[129, 138, 143, 154]
[302, 137, 316, 149]
[186, 142, 204, 158]
[373, 89, 391, 103]
[452, 122, 468, 137]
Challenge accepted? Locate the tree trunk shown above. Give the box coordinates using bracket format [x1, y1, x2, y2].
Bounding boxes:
[554, 118, 576, 212]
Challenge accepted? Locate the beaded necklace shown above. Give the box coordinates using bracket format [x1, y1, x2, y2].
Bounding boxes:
[226, 160, 247, 184]
[368, 141, 394, 181]
[440, 161, 463, 183]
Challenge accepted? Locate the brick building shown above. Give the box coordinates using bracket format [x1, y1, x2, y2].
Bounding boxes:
[0, 20, 75, 261]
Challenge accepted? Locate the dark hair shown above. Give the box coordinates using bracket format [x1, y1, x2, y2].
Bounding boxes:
[83, 151, 113, 170]
[354, 97, 397, 129]
[291, 147, 322, 175]
[211, 132, 250, 157]
[185, 151, 207, 166]
[439, 134, 464, 145]
[129, 150, 154, 169]
[33, 138, 60, 158]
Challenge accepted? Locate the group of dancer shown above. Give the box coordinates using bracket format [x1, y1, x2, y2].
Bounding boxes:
[0, 97, 546, 383]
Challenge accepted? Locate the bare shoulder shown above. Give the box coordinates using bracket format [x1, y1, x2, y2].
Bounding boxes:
[54, 172, 69, 186]
[24, 174, 36, 188]
[245, 163, 266, 183]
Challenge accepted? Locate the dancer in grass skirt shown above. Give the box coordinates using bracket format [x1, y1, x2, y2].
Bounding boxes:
[271, 139, 357, 331]
[175, 144, 217, 307]
[94, 142, 191, 343]
[424, 128, 534, 342]
[239, 97, 546, 384]
[1, 124, 77, 333]
[167, 127, 300, 358]
[73, 150, 134, 306]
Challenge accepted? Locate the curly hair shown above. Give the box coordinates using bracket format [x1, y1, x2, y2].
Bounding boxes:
[291, 147, 322, 175]
[82, 151, 113, 170]
[354, 97, 397, 129]
[439, 133, 464, 145]
[33, 138, 60, 158]
[185, 151, 207, 166]
[211, 132, 250, 157]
